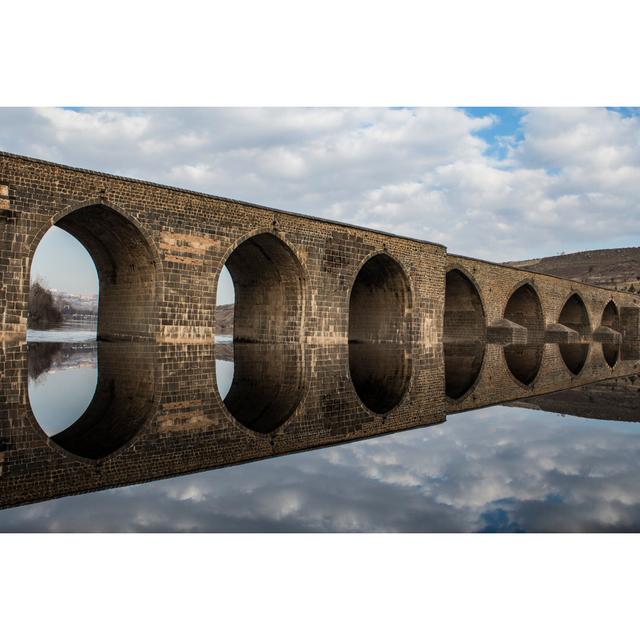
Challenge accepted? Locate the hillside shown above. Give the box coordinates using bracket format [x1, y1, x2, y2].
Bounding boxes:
[506, 247, 640, 293]
[508, 374, 640, 422]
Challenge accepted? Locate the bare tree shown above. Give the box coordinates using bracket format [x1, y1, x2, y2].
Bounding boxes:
[28, 280, 63, 329]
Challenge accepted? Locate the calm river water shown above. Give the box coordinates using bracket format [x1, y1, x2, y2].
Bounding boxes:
[2, 326, 640, 532]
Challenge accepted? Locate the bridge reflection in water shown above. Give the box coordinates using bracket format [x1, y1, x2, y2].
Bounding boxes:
[0, 332, 639, 512]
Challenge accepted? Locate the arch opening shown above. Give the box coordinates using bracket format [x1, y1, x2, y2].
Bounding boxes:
[502, 284, 544, 384]
[444, 343, 485, 400]
[26, 205, 159, 458]
[602, 343, 620, 368]
[444, 269, 486, 343]
[504, 283, 545, 342]
[504, 345, 544, 386]
[50, 204, 157, 341]
[28, 341, 155, 460]
[560, 343, 589, 375]
[216, 233, 305, 433]
[225, 233, 304, 344]
[558, 293, 591, 337]
[221, 343, 303, 434]
[601, 301, 620, 332]
[348, 254, 411, 414]
[444, 269, 486, 399]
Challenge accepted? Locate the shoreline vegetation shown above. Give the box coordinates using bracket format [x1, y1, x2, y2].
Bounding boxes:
[28, 281, 63, 330]
[28, 281, 97, 330]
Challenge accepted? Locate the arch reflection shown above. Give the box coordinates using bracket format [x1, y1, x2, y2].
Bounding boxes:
[444, 343, 485, 399]
[221, 343, 304, 434]
[348, 254, 411, 414]
[502, 283, 545, 385]
[504, 345, 544, 386]
[602, 343, 620, 368]
[560, 343, 590, 375]
[219, 233, 306, 432]
[444, 269, 486, 399]
[29, 341, 156, 460]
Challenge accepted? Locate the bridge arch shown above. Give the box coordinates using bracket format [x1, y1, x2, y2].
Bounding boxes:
[601, 300, 620, 331]
[559, 343, 590, 376]
[444, 267, 486, 400]
[26, 341, 157, 462]
[222, 231, 306, 343]
[217, 231, 306, 433]
[503, 281, 545, 342]
[348, 251, 411, 414]
[444, 267, 486, 343]
[503, 345, 545, 387]
[501, 282, 545, 386]
[29, 200, 161, 341]
[601, 301, 621, 367]
[558, 292, 591, 337]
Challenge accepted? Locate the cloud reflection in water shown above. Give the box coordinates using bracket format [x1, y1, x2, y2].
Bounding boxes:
[2, 404, 640, 532]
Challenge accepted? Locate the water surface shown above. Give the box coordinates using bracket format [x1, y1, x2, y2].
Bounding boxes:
[2, 328, 640, 532]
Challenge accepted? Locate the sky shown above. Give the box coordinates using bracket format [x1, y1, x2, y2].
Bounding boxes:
[6, 107, 640, 299]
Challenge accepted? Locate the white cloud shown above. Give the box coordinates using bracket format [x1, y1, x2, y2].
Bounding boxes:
[1, 107, 639, 261]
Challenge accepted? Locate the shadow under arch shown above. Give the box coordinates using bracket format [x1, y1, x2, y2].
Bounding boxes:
[444, 268, 486, 400]
[224, 232, 305, 343]
[31, 201, 159, 341]
[220, 232, 305, 433]
[556, 294, 591, 374]
[502, 282, 545, 385]
[559, 343, 590, 376]
[601, 300, 620, 331]
[600, 300, 621, 367]
[348, 252, 411, 414]
[558, 292, 591, 337]
[602, 343, 620, 368]
[504, 282, 545, 342]
[45, 341, 156, 461]
[504, 344, 545, 386]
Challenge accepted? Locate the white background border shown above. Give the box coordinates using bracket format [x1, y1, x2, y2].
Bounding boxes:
[2, 1, 640, 638]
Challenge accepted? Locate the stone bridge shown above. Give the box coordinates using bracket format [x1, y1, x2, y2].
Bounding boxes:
[0, 151, 639, 508]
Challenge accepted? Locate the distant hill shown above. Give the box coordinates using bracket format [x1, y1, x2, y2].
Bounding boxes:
[506, 247, 640, 293]
[508, 374, 640, 422]
[215, 303, 234, 336]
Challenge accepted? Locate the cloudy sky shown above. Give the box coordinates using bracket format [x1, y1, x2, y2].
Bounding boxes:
[3, 107, 639, 295]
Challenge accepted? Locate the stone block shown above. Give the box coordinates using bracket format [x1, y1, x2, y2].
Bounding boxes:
[487, 319, 527, 345]
[621, 306, 640, 339]
[545, 323, 580, 343]
[593, 325, 622, 344]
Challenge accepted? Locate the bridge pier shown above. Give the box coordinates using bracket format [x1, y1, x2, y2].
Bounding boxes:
[545, 323, 580, 343]
[621, 306, 640, 340]
[487, 319, 527, 345]
[593, 325, 622, 344]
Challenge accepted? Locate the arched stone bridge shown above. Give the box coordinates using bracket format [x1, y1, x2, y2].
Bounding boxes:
[1, 152, 638, 348]
[1, 151, 639, 508]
